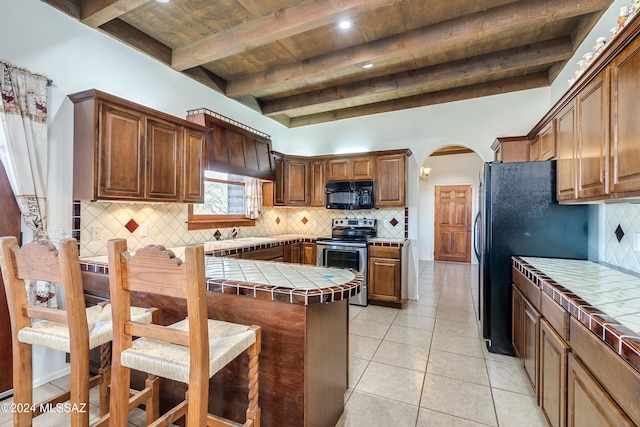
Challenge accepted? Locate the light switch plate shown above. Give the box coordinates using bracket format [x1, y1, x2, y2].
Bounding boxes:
[633, 232, 640, 252]
[139, 224, 148, 237]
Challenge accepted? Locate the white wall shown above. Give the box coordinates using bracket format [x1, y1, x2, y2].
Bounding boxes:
[417, 153, 485, 262]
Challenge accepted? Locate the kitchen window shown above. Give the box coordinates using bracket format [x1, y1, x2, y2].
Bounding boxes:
[187, 171, 256, 230]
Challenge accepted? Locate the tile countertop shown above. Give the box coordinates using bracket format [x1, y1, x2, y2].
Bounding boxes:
[513, 256, 640, 372]
[205, 257, 363, 305]
[79, 234, 365, 305]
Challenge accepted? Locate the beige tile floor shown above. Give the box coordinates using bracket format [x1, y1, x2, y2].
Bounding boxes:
[337, 260, 548, 427]
[0, 260, 547, 426]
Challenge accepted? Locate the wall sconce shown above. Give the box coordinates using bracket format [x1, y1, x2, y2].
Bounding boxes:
[419, 167, 431, 182]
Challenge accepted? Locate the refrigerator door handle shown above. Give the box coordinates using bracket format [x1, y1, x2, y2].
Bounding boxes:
[473, 211, 481, 260]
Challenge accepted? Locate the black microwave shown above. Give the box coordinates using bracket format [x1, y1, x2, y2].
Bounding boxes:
[325, 180, 374, 210]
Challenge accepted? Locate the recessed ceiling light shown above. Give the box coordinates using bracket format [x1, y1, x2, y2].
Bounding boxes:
[156, 0, 170, 3]
[338, 20, 352, 30]
[362, 63, 374, 69]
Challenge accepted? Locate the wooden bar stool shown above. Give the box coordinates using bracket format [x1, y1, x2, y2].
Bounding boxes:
[0, 237, 155, 427]
[107, 238, 261, 427]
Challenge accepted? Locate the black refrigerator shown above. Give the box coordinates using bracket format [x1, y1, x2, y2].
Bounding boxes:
[475, 160, 588, 355]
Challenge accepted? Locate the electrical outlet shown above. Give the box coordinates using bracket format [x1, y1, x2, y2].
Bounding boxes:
[91, 225, 102, 240]
[139, 224, 148, 237]
[383, 219, 389, 228]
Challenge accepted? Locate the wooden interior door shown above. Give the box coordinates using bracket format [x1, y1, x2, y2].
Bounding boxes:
[434, 185, 472, 262]
[0, 160, 21, 395]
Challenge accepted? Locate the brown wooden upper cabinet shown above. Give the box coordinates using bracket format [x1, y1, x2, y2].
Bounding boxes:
[326, 156, 373, 181]
[610, 34, 640, 197]
[284, 157, 310, 206]
[576, 71, 610, 200]
[69, 90, 208, 203]
[375, 154, 406, 206]
[309, 160, 325, 207]
[555, 100, 578, 202]
[536, 121, 556, 161]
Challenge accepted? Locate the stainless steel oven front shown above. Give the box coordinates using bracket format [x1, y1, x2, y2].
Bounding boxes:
[316, 240, 368, 306]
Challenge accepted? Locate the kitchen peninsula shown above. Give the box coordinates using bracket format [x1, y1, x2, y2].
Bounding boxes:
[80, 237, 364, 427]
[512, 257, 640, 426]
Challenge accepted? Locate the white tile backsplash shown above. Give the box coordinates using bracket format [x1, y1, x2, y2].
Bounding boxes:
[78, 202, 406, 256]
[602, 203, 640, 274]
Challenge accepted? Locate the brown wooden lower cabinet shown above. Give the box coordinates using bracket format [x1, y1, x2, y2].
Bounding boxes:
[539, 318, 569, 427]
[511, 283, 539, 394]
[523, 297, 540, 394]
[513, 266, 640, 427]
[512, 285, 524, 358]
[302, 242, 316, 265]
[567, 353, 633, 427]
[368, 246, 402, 308]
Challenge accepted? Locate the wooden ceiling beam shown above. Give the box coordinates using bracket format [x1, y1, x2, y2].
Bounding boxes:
[263, 38, 572, 116]
[99, 18, 172, 65]
[288, 73, 550, 127]
[226, 0, 612, 98]
[171, 0, 397, 71]
[80, 0, 150, 28]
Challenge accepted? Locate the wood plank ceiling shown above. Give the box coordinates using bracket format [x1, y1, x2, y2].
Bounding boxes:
[41, 0, 613, 127]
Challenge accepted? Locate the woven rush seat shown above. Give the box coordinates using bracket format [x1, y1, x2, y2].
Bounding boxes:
[18, 303, 152, 353]
[122, 318, 255, 384]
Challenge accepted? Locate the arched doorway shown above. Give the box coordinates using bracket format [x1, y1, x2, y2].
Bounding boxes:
[417, 145, 484, 263]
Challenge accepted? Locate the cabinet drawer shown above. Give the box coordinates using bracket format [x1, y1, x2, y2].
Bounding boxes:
[368, 245, 400, 259]
[541, 291, 569, 341]
[512, 267, 541, 309]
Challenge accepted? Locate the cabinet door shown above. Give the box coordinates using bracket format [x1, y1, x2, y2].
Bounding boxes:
[146, 117, 181, 201]
[540, 318, 569, 427]
[512, 285, 524, 359]
[610, 35, 640, 195]
[567, 354, 633, 427]
[375, 154, 406, 206]
[284, 159, 310, 206]
[530, 138, 541, 161]
[350, 156, 373, 180]
[523, 298, 540, 394]
[302, 243, 317, 265]
[556, 101, 577, 201]
[310, 160, 325, 207]
[368, 257, 401, 303]
[539, 121, 556, 160]
[326, 159, 349, 181]
[274, 154, 285, 205]
[182, 128, 205, 203]
[97, 102, 145, 199]
[576, 72, 609, 199]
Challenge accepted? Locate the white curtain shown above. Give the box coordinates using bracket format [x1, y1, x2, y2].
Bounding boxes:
[244, 177, 263, 219]
[0, 61, 56, 308]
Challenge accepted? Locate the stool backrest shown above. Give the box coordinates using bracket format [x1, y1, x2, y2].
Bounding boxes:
[0, 237, 89, 346]
[107, 238, 209, 375]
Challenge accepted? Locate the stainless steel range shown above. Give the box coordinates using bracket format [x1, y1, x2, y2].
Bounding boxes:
[316, 218, 377, 306]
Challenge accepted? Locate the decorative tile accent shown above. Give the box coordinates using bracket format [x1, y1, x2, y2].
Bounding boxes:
[125, 219, 139, 233]
[276, 217, 281, 225]
[214, 230, 222, 240]
[301, 216, 308, 225]
[389, 218, 398, 227]
[615, 224, 625, 242]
